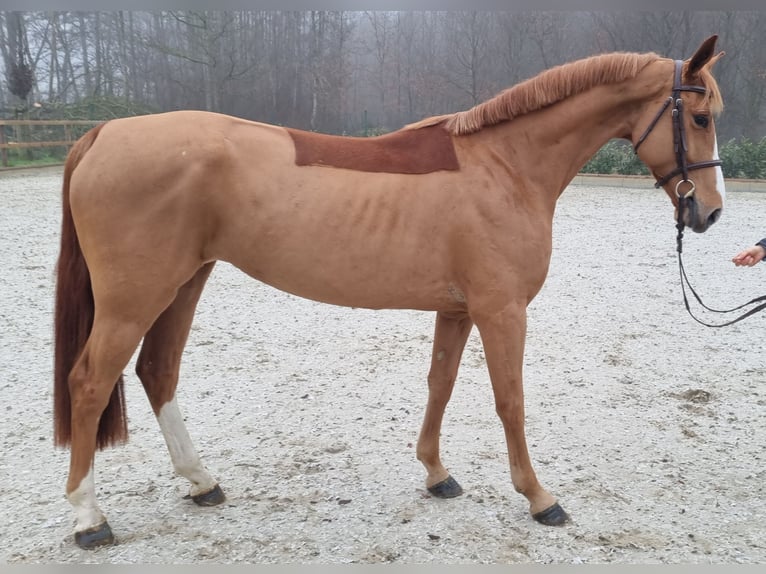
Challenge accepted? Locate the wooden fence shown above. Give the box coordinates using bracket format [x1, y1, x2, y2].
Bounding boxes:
[0, 120, 101, 167]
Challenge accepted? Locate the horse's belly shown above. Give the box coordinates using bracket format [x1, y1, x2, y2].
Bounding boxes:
[226, 246, 460, 312]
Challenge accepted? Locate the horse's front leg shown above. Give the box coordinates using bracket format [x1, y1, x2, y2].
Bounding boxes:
[473, 301, 569, 526]
[417, 311, 473, 498]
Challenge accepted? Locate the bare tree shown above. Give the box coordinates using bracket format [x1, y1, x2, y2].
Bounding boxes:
[495, 12, 535, 88]
[1, 12, 35, 110]
[1, 10, 763, 142]
[716, 12, 766, 141]
[364, 11, 396, 129]
[443, 12, 493, 107]
[75, 13, 93, 97]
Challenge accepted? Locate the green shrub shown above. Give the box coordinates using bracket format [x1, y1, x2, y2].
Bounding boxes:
[582, 140, 649, 176]
[719, 138, 766, 179]
[582, 137, 766, 179]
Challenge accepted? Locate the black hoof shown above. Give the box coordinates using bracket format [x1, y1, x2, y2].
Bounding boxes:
[191, 484, 226, 506]
[427, 475, 464, 498]
[74, 521, 115, 549]
[532, 502, 570, 526]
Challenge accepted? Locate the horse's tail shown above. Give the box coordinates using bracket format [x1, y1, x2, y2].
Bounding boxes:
[54, 122, 128, 450]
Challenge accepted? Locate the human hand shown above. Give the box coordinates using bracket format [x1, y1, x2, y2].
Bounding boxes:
[732, 245, 766, 267]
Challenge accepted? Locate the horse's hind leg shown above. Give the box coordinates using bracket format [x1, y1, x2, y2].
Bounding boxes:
[135, 262, 225, 505]
[67, 311, 167, 548]
[417, 311, 473, 498]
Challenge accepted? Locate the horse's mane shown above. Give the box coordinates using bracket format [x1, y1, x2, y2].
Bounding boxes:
[407, 51, 723, 136]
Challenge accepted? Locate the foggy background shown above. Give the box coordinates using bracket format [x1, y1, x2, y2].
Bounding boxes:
[1, 11, 764, 141]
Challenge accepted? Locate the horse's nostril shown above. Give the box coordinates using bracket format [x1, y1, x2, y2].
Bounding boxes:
[708, 208, 722, 226]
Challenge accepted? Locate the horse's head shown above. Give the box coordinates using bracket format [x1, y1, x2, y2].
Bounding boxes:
[632, 35, 725, 233]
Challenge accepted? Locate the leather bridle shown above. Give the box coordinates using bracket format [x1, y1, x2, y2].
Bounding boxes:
[633, 59, 722, 196]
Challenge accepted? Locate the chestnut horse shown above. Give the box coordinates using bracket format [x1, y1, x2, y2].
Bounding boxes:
[54, 36, 726, 548]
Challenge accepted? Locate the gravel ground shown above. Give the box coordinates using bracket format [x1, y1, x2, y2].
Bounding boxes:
[1, 166, 765, 564]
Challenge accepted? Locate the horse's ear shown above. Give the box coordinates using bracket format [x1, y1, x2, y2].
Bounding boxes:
[687, 35, 719, 76]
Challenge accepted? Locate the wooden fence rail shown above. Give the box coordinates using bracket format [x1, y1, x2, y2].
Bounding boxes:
[0, 120, 101, 167]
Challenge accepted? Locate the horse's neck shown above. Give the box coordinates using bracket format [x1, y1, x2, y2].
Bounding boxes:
[482, 85, 646, 195]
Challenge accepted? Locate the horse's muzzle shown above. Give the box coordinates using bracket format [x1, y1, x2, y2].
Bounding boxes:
[680, 195, 722, 233]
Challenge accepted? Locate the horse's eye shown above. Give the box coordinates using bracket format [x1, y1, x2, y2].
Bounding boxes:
[693, 114, 709, 128]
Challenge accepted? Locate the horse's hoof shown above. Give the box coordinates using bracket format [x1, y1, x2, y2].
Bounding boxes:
[532, 502, 570, 526]
[427, 475, 464, 498]
[191, 484, 226, 506]
[74, 521, 115, 549]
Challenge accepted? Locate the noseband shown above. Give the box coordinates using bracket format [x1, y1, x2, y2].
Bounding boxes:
[633, 60, 722, 192]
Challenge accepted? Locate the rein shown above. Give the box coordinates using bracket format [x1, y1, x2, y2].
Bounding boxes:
[636, 60, 766, 327]
[675, 200, 766, 328]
